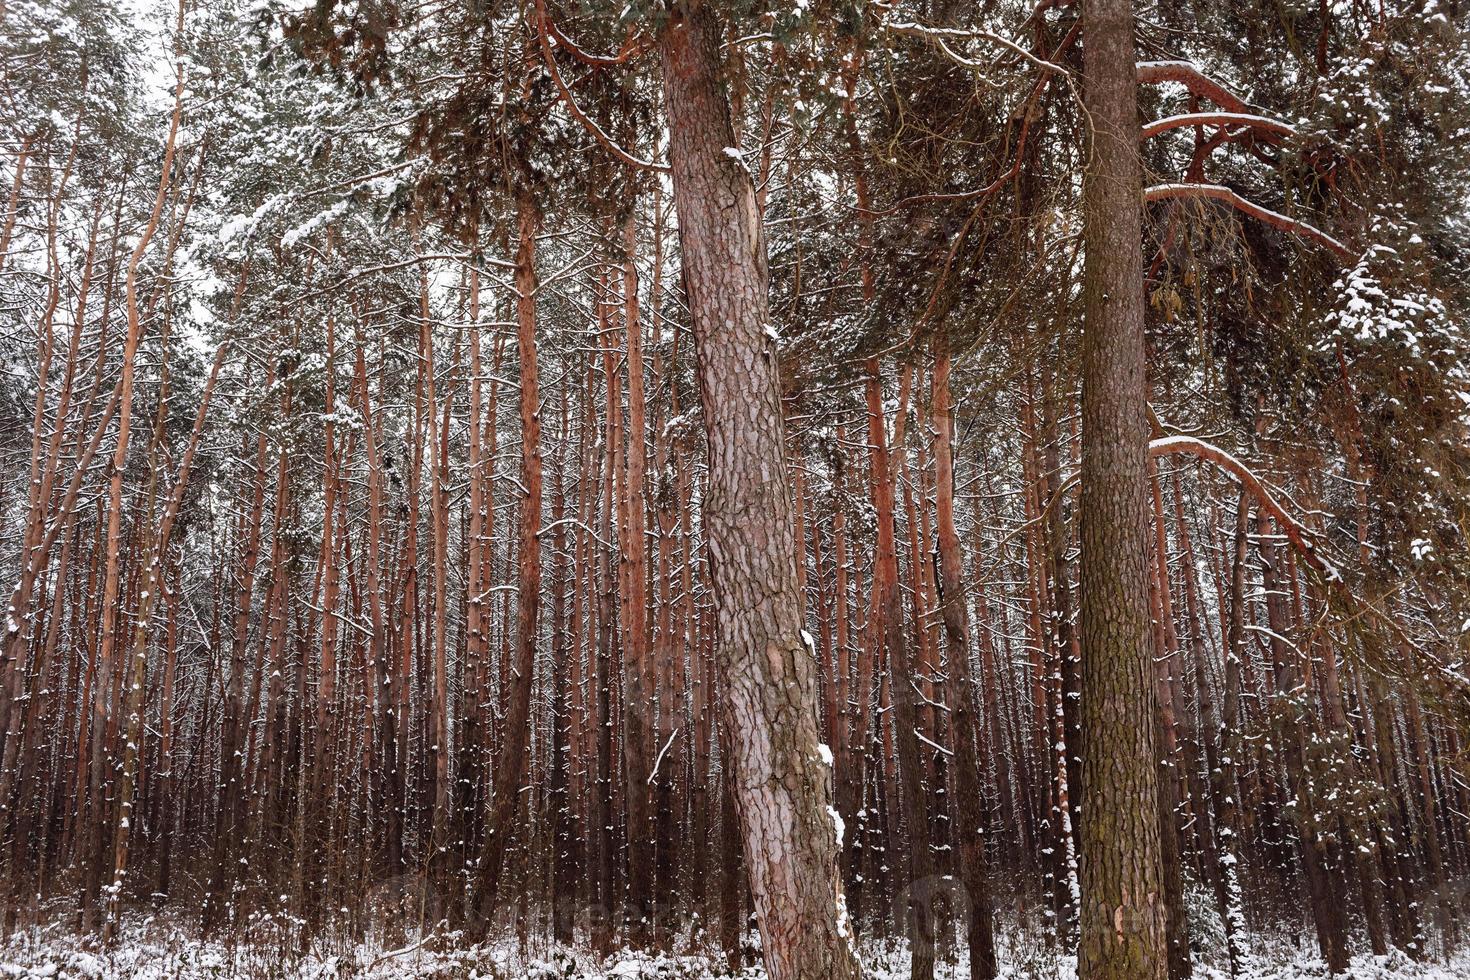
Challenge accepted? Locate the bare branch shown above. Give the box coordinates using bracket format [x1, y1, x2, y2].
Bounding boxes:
[1141, 111, 1294, 142]
[534, 0, 670, 174]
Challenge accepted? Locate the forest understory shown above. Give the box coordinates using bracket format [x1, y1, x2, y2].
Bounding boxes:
[3, 913, 1470, 979]
[3, 0, 1469, 978]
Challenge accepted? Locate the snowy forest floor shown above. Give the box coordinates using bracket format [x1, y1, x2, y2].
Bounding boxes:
[1, 916, 1466, 980]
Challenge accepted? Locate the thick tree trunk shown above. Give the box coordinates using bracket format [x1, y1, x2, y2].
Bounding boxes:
[659, 6, 861, 978]
[1075, 0, 1168, 973]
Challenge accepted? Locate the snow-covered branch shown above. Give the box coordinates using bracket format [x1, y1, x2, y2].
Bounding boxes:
[1145, 183, 1352, 261]
[1137, 60, 1254, 115]
[1140, 111, 1295, 142]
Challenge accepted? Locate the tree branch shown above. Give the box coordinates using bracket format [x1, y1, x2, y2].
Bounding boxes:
[1145, 182, 1352, 261]
[1150, 435, 1330, 577]
[1137, 60, 1253, 114]
[534, 0, 670, 174]
[1141, 111, 1294, 142]
[1152, 434, 1470, 708]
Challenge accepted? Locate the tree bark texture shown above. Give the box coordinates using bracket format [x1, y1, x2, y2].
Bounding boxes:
[659, 6, 861, 978]
[1076, 0, 1168, 973]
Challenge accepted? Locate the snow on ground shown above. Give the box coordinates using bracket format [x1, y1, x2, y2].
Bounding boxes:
[0, 918, 1467, 979]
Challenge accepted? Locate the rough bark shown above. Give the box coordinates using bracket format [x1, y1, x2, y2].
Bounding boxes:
[619, 207, 656, 944]
[1076, 0, 1168, 972]
[659, 6, 861, 977]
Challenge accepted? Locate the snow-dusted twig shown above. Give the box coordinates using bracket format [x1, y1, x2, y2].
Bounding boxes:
[885, 20, 1070, 77]
[647, 726, 681, 785]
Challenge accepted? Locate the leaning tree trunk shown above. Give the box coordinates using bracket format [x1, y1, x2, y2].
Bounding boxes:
[1076, 0, 1168, 974]
[659, 5, 861, 979]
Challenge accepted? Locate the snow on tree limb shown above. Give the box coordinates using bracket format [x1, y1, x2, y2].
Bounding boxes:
[1140, 111, 1295, 142]
[1151, 434, 1470, 706]
[1137, 60, 1254, 114]
[1145, 183, 1352, 261]
[1149, 435, 1330, 578]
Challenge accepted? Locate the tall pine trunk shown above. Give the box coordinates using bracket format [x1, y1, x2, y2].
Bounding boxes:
[659, 5, 861, 977]
[472, 190, 542, 932]
[931, 337, 999, 980]
[1076, 0, 1168, 973]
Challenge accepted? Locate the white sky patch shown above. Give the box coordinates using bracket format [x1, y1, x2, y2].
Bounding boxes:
[121, 0, 178, 112]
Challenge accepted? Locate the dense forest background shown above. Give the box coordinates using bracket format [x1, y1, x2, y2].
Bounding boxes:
[1, 0, 1469, 977]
